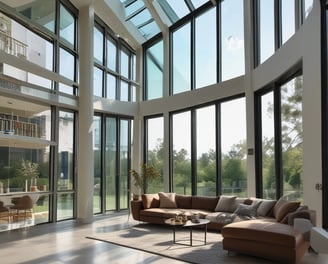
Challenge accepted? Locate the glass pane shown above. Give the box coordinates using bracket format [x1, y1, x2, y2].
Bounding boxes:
[191, 0, 208, 9]
[93, 116, 101, 214]
[106, 73, 116, 100]
[172, 23, 191, 94]
[1, 13, 53, 70]
[27, 73, 52, 89]
[195, 8, 216, 88]
[132, 54, 136, 81]
[221, 98, 247, 196]
[107, 37, 117, 71]
[259, 0, 275, 64]
[172, 111, 191, 194]
[261, 92, 275, 199]
[59, 83, 74, 95]
[281, 76, 303, 201]
[57, 111, 75, 192]
[60, 4, 75, 46]
[94, 27, 104, 64]
[119, 120, 129, 209]
[105, 117, 116, 211]
[145, 39, 163, 99]
[59, 48, 75, 80]
[196, 106, 216, 196]
[120, 81, 129, 101]
[146, 116, 164, 193]
[14, 0, 55, 32]
[304, 0, 313, 19]
[281, 0, 295, 44]
[164, 0, 190, 20]
[222, 0, 245, 81]
[57, 193, 74, 221]
[120, 49, 129, 78]
[93, 67, 103, 97]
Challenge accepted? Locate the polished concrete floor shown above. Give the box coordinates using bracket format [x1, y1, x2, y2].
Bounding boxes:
[0, 212, 327, 264]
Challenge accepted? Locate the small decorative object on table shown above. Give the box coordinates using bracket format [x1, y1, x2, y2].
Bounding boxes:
[191, 213, 200, 223]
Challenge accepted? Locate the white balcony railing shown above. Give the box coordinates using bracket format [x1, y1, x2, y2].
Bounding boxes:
[0, 30, 27, 58]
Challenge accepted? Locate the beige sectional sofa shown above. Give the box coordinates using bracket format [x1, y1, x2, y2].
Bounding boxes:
[131, 192, 316, 263]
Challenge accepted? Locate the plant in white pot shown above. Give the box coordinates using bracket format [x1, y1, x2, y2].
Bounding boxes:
[130, 163, 160, 199]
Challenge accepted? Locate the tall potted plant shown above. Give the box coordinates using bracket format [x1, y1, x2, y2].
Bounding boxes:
[130, 163, 160, 198]
[20, 159, 39, 192]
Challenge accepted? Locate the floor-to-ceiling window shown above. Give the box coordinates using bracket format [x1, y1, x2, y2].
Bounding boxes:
[221, 98, 247, 196]
[145, 115, 164, 193]
[170, 96, 246, 196]
[93, 115, 132, 213]
[57, 110, 76, 221]
[0, 0, 78, 230]
[255, 73, 303, 201]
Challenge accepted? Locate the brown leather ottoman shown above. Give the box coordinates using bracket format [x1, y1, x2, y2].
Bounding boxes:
[221, 219, 309, 264]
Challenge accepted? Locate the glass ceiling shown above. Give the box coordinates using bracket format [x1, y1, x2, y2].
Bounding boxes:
[118, 0, 211, 41]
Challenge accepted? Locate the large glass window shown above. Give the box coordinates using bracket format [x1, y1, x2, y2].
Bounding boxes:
[145, 116, 164, 193]
[172, 111, 191, 194]
[281, 0, 295, 45]
[15, 0, 56, 32]
[119, 119, 130, 210]
[93, 116, 101, 214]
[221, 98, 247, 196]
[172, 23, 191, 94]
[59, 4, 75, 46]
[94, 26, 104, 64]
[260, 92, 276, 199]
[59, 48, 75, 81]
[221, 0, 244, 81]
[145, 39, 164, 100]
[105, 117, 116, 211]
[57, 110, 75, 221]
[195, 8, 216, 88]
[281, 77, 303, 201]
[256, 74, 303, 201]
[258, 0, 275, 64]
[196, 106, 216, 195]
[93, 20, 137, 101]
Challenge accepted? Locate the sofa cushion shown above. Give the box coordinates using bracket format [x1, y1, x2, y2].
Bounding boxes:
[233, 203, 259, 217]
[215, 195, 237, 213]
[175, 194, 192, 209]
[206, 212, 236, 225]
[142, 193, 160, 209]
[191, 196, 219, 211]
[256, 199, 276, 217]
[231, 197, 253, 212]
[273, 198, 300, 222]
[158, 192, 177, 208]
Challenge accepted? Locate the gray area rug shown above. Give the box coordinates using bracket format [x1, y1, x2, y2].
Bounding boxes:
[87, 223, 276, 264]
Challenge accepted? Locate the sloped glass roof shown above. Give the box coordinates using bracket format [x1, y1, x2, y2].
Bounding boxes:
[119, 0, 212, 41]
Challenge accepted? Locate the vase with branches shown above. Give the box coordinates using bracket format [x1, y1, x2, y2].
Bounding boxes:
[130, 163, 160, 195]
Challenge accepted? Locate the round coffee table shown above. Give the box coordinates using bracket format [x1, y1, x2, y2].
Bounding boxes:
[164, 218, 210, 246]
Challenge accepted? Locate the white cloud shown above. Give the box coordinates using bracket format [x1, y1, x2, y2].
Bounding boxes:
[225, 36, 244, 51]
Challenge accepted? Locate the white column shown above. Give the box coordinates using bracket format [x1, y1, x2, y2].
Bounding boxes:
[77, 4, 94, 224]
[244, 0, 256, 197]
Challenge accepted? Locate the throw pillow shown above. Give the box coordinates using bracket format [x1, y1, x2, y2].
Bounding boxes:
[274, 198, 300, 222]
[158, 192, 177, 208]
[257, 199, 277, 217]
[215, 195, 237, 212]
[233, 203, 259, 217]
[141, 193, 160, 209]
